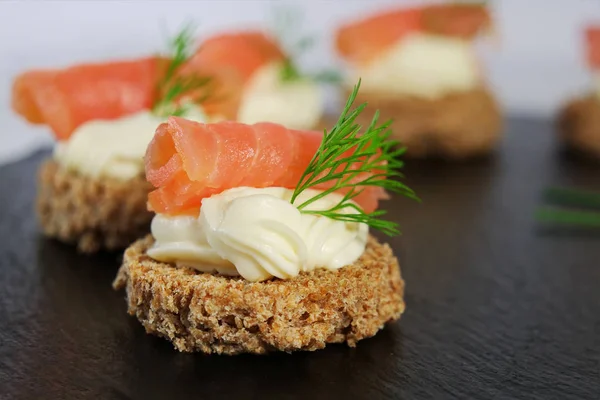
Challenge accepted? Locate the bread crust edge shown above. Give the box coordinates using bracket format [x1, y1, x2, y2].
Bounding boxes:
[113, 235, 405, 355]
[37, 160, 154, 253]
[346, 87, 502, 159]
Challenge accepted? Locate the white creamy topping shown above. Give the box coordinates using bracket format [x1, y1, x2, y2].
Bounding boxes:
[148, 187, 368, 282]
[54, 107, 208, 180]
[347, 33, 480, 99]
[237, 62, 324, 130]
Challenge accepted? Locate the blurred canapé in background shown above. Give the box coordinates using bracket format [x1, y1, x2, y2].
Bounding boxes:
[1, 0, 600, 163]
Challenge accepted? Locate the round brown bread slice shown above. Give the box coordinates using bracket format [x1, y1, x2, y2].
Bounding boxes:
[346, 87, 502, 159]
[113, 235, 405, 355]
[37, 160, 154, 253]
[558, 94, 600, 159]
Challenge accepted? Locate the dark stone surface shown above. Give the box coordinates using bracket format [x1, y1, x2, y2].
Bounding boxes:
[0, 117, 598, 400]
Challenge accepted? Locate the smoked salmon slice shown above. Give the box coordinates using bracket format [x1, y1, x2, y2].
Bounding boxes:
[336, 8, 422, 65]
[12, 57, 165, 140]
[336, 4, 490, 65]
[187, 32, 285, 84]
[145, 117, 386, 216]
[13, 31, 284, 138]
[585, 26, 600, 70]
[182, 31, 286, 119]
[420, 4, 491, 40]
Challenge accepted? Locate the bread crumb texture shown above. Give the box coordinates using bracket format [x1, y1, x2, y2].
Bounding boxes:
[37, 160, 154, 253]
[348, 87, 502, 159]
[559, 95, 600, 159]
[113, 235, 405, 355]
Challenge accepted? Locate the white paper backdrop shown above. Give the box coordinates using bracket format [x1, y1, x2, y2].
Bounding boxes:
[1, 0, 599, 165]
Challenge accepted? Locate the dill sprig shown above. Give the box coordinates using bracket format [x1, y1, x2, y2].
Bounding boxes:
[290, 80, 419, 236]
[535, 208, 600, 228]
[535, 187, 600, 229]
[542, 187, 600, 210]
[271, 5, 341, 84]
[152, 24, 212, 117]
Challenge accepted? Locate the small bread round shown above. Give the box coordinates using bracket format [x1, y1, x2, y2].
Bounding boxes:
[113, 235, 405, 355]
[347, 87, 502, 159]
[558, 95, 600, 159]
[37, 160, 154, 253]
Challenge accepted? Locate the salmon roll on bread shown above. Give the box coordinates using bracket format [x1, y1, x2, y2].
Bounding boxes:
[559, 26, 600, 159]
[189, 29, 334, 131]
[113, 82, 418, 354]
[15, 25, 341, 252]
[335, 3, 502, 159]
[13, 28, 239, 252]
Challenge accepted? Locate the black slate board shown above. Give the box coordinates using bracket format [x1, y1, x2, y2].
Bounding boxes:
[0, 117, 599, 400]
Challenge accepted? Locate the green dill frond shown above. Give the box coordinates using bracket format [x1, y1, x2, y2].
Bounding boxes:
[535, 207, 600, 228]
[290, 80, 419, 236]
[270, 5, 341, 85]
[542, 187, 600, 210]
[535, 187, 600, 229]
[152, 23, 212, 117]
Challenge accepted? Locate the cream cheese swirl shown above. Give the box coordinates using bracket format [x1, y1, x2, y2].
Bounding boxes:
[148, 187, 368, 282]
[346, 33, 480, 99]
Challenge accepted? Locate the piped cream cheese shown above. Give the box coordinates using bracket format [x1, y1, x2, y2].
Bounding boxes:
[237, 62, 324, 129]
[54, 107, 208, 180]
[148, 187, 368, 282]
[346, 33, 480, 99]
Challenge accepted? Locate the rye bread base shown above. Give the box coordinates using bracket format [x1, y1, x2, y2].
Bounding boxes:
[113, 235, 405, 355]
[348, 88, 502, 159]
[558, 94, 600, 159]
[37, 160, 154, 253]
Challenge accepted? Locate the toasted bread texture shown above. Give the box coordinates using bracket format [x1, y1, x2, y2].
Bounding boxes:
[558, 94, 600, 159]
[37, 160, 153, 253]
[347, 87, 502, 159]
[113, 235, 405, 355]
